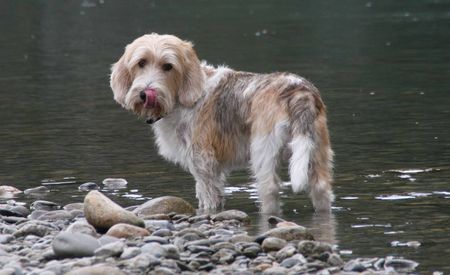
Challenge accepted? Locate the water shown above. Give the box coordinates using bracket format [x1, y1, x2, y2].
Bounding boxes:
[1, 0, 449, 272]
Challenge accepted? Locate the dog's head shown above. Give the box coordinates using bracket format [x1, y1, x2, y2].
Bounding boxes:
[110, 33, 204, 121]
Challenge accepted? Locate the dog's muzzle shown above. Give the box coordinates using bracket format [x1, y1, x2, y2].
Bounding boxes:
[140, 88, 158, 109]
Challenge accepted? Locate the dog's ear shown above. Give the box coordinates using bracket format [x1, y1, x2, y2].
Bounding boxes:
[110, 53, 131, 107]
[178, 41, 204, 107]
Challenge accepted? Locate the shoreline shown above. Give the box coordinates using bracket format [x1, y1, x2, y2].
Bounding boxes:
[0, 190, 419, 274]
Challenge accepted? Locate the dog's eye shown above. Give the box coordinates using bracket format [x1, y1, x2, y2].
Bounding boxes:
[162, 63, 173, 72]
[138, 59, 146, 68]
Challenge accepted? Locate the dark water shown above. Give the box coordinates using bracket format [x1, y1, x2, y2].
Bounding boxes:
[1, 0, 449, 272]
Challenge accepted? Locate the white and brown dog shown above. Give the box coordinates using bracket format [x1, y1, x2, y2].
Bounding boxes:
[110, 33, 334, 213]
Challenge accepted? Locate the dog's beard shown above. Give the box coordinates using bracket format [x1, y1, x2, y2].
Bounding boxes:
[124, 83, 174, 121]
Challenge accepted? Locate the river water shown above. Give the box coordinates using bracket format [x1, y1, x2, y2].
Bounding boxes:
[1, 0, 449, 272]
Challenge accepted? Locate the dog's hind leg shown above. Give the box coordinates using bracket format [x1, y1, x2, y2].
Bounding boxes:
[250, 121, 289, 214]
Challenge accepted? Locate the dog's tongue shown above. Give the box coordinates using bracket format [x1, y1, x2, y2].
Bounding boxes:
[143, 88, 157, 109]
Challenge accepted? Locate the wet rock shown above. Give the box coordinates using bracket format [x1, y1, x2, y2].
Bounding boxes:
[84, 190, 145, 231]
[28, 210, 49, 220]
[23, 186, 50, 196]
[133, 196, 195, 216]
[126, 253, 160, 270]
[213, 248, 237, 264]
[78, 182, 100, 191]
[141, 242, 167, 258]
[257, 226, 314, 243]
[0, 205, 29, 217]
[30, 200, 61, 211]
[275, 244, 297, 261]
[102, 178, 128, 189]
[384, 257, 419, 272]
[328, 253, 345, 266]
[94, 241, 125, 258]
[0, 234, 14, 244]
[267, 216, 285, 225]
[280, 254, 306, 268]
[343, 258, 370, 272]
[145, 220, 175, 231]
[98, 235, 121, 246]
[211, 209, 250, 223]
[152, 228, 173, 237]
[242, 245, 261, 258]
[52, 232, 100, 258]
[262, 237, 287, 252]
[162, 244, 180, 260]
[230, 233, 254, 243]
[0, 186, 22, 198]
[65, 220, 97, 237]
[106, 223, 150, 238]
[65, 264, 126, 275]
[297, 240, 333, 257]
[143, 236, 169, 244]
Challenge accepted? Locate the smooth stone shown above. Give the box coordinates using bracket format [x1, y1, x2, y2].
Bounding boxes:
[162, 244, 180, 260]
[102, 178, 128, 189]
[78, 182, 100, 191]
[65, 220, 97, 237]
[52, 232, 100, 258]
[298, 240, 333, 256]
[133, 196, 195, 216]
[230, 233, 254, 243]
[141, 242, 167, 258]
[188, 214, 210, 223]
[276, 221, 301, 228]
[120, 247, 141, 259]
[0, 234, 14, 244]
[262, 237, 287, 252]
[275, 244, 297, 261]
[106, 223, 150, 238]
[328, 253, 345, 266]
[94, 241, 125, 258]
[145, 220, 175, 231]
[267, 216, 285, 225]
[143, 236, 168, 244]
[212, 241, 235, 251]
[98, 235, 121, 246]
[63, 203, 84, 211]
[242, 245, 261, 258]
[65, 264, 126, 275]
[213, 248, 236, 264]
[84, 190, 145, 231]
[257, 226, 314, 243]
[28, 210, 49, 220]
[211, 209, 250, 223]
[0, 205, 29, 217]
[30, 200, 61, 211]
[186, 245, 215, 254]
[0, 186, 22, 198]
[280, 254, 307, 268]
[23, 186, 50, 196]
[152, 229, 173, 237]
[37, 210, 74, 221]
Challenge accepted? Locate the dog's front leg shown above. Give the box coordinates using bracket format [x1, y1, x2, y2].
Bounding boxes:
[189, 163, 225, 213]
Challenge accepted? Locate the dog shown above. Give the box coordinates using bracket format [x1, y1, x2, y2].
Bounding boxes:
[110, 33, 334, 213]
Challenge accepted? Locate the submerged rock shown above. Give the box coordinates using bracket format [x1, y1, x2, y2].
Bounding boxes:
[133, 196, 195, 216]
[84, 190, 145, 231]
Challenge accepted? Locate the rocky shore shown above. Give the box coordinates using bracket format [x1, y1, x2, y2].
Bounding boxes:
[0, 187, 419, 274]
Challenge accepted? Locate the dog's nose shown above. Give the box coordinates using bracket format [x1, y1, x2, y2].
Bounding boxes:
[139, 91, 146, 102]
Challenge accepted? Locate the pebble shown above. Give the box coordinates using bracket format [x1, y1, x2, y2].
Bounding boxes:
[30, 200, 61, 211]
[106, 223, 150, 238]
[78, 182, 100, 191]
[84, 190, 145, 231]
[262, 237, 287, 252]
[52, 232, 100, 258]
[133, 196, 195, 216]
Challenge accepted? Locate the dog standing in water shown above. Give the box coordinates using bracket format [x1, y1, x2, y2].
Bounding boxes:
[110, 33, 334, 213]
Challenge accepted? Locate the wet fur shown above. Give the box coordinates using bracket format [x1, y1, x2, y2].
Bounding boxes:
[110, 33, 334, 213]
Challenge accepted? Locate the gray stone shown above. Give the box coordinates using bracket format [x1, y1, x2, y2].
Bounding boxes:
[280, 254, 306, 268]
[36, 210, 73, 221]
[152, 228, 173, 237]
[65, 220, 97, 237]
[30, 200, 61, 211]
[242, 245, 261, 258]
[13, 221, 53, 237]
[384, 257, 419, 273]
[263, 266, 289, 275]
[186, 245, 215, 254]
[0, 234, 14, 244]
[98, 235, 121, 246]
[0, 205, 29, 217]
[141, 242, 167, 258]
[102, 178, 128, 189]
[63, 203, 84, 211]
[133, 196, 195, 216]
[143, 236, 169, 244]
[52, 232, 100, 258]
[28, 210, 49, 220]
[261, 237, 287, 252]
[126, 253, 160, 270]
[162, 244, 180, 260]
[275, 244, 297, 261]
[211, 210, 250, 223]
[213, 248, 236, 264]
[94, 241, 125, 258]
[145, 220, 175, 231]
[120, 247, 141, 259]
[84, 190, 145, 231]
[298, 240, 333, 257]
[65, 264, 126, 275]
[327, 253, 344, 266]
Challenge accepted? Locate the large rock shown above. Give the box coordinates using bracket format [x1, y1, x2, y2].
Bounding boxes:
[84, 191, 144, 231]
[133, 196, 195, 216]
[52, 232, 100, 258]
[106, 223, 151, 239]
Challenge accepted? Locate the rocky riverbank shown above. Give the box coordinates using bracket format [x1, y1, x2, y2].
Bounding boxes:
[0, 188, 419, 274]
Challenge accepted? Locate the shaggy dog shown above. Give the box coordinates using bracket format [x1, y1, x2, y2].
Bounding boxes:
[110, 33, 334, 213]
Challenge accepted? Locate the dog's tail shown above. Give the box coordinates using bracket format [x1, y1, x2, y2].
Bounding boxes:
[288, 89, 334, 212]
